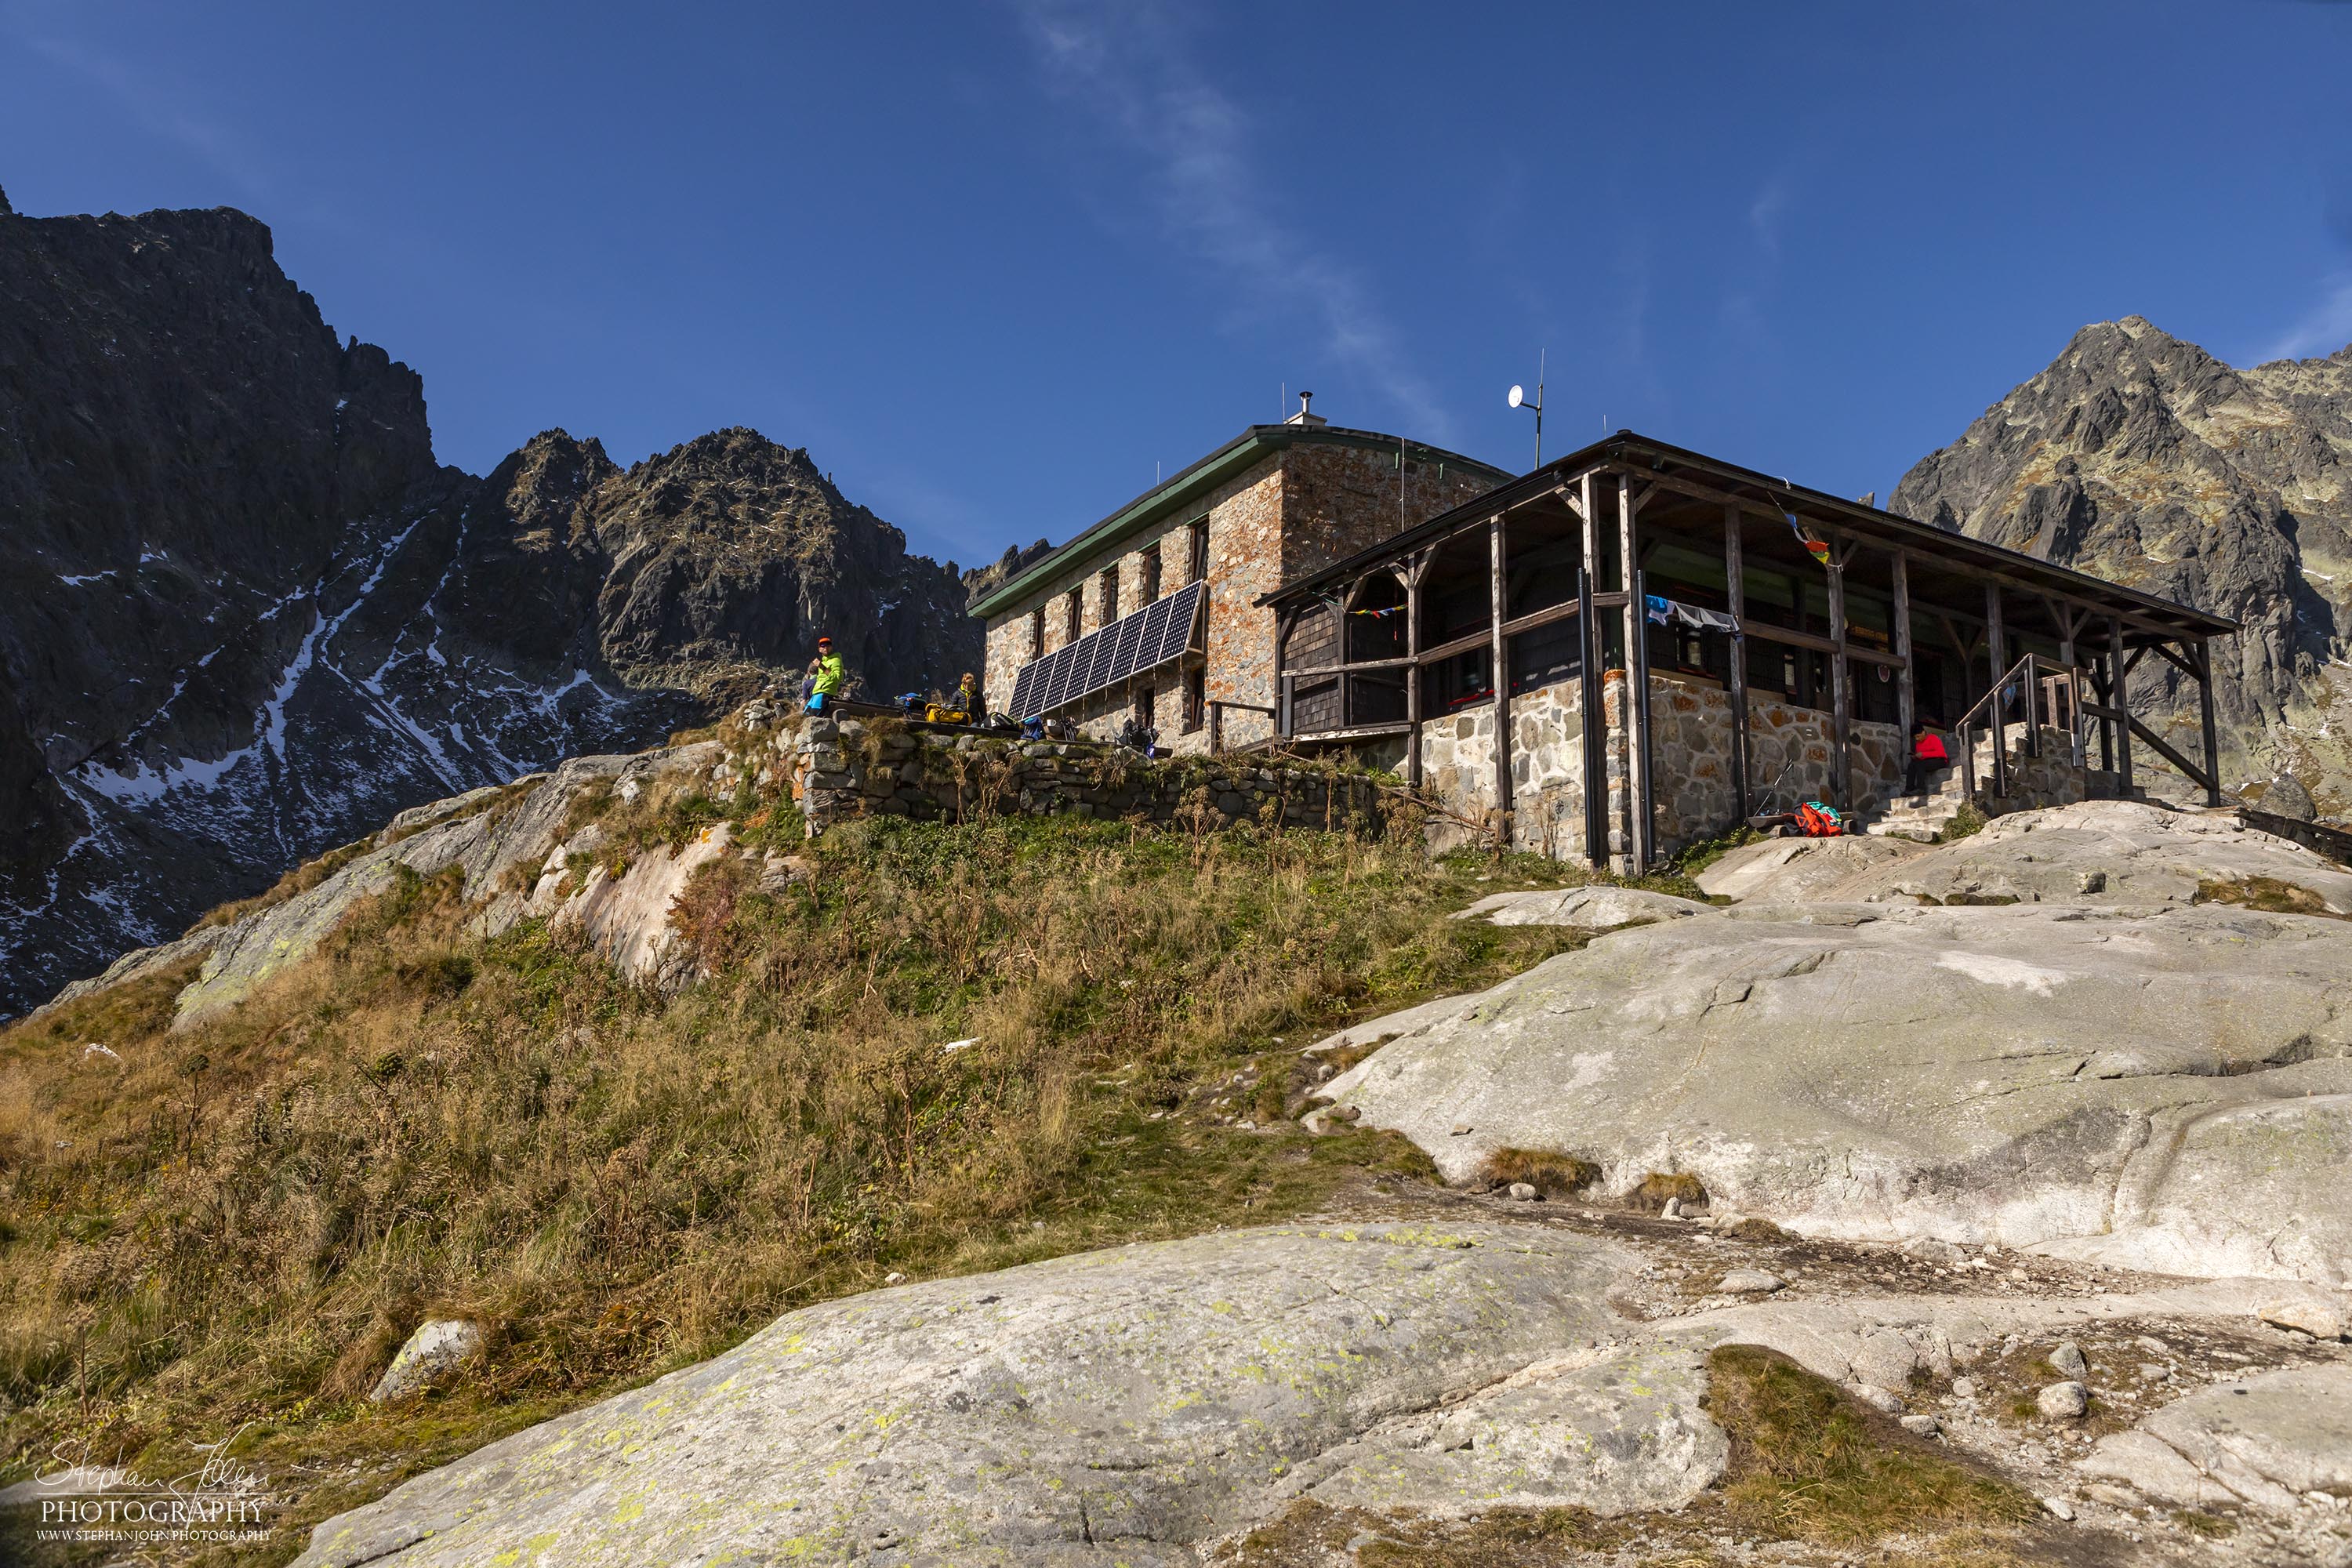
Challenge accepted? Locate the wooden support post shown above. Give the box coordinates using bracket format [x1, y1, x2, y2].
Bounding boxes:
[1404, 561, 1424, 789]
[1577, 473, 1606, 865]
[2110, 618, 2132, 795]
[1272, 607, 1294, 740]
[1891, 546, 1914, 755]
[1489, 514, 1512, 820]
[1724, 501, 1751, 824]
[2195, 640, 2221, 808]
[1827, 546, 1852, 813]
[1333, 596, 1350, 731]
[1985, 583, 2008, 799]
[1618, 473, 1648, 871]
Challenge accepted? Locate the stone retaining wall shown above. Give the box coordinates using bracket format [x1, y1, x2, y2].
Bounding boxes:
[1406, 671, 1907, 866]
[788, 716, 1390, 835]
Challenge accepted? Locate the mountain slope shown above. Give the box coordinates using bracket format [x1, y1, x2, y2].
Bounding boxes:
[0, 202, 981, 1016]
[1892, 317, 2352, 810]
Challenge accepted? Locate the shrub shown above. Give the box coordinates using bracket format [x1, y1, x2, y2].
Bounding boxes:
[1632, 1171, 1708, 1211]
[1478, 1148, 1600, 1197]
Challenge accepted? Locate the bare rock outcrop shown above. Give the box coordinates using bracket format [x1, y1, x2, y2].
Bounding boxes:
[1319, 899, 2352, 1285]
[291, 1224, 1688, 1567]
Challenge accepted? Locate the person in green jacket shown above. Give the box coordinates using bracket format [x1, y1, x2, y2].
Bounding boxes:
[805, 635, 848, 713]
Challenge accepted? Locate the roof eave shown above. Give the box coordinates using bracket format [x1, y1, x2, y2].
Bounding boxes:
[1263, 431, 2238, 639]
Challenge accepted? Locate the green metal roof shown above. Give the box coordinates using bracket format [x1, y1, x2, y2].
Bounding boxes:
[967, 423, 1512, 620]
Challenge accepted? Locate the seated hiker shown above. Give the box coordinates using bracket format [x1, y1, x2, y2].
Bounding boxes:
[1904, 723, 1951, 794]
[804, 635, 848, 713]
[952, 671, 982, 722]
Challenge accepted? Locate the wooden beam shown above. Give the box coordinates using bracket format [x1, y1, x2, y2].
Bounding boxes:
[1332, 597, 1349, 730]
[1985, 583, 2008, 797]
[1892, 547, 1915, 747]
[2129, 714, 2216, 793]
[1490, 514, 1512, 816]
[1406, 571, 1423, 788]
[1580, 470, 1606, 866]
[1828, 554, 1852, 811]
[1287, 656, 1414, 677]
[1273, 605, 1296, 739]
[1621, 473, 1650, 872]
[2195, 641, 2221, 808]
[2151, 641, 2201, 682]
[2110, 617, 2132, 795]
[1726, 502, 1751, 822]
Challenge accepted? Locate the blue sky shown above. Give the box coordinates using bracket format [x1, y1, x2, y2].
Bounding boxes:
[6, 1, 2350, 569]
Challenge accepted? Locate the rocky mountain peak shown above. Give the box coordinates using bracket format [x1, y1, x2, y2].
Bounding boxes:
[0, 204, 985, 1017]
[1895, 318, 2352, 811]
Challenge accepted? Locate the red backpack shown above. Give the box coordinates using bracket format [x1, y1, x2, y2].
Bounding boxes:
[1795, 800, 1846, 837]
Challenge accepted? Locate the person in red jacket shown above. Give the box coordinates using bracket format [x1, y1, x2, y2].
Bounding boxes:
[1905, 723, 1951, 794]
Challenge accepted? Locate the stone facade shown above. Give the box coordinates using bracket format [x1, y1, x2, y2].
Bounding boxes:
[978, 428, 1504, 756]
[1638, 673, 1904, 852]
[1405, 670, 1907, 867]
[787, 714, 1391, 837]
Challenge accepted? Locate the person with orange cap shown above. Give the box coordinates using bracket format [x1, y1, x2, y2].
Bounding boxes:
[804, 635, 848, 713]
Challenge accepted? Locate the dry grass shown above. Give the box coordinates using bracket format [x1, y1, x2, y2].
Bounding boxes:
[0, 807, 1580, 1563]
[1633, 1171, 1709, 1212]
[1479, 1147, 1600, 1197]
[188, 838, 372, 932]
[2194, 874, 2333, 916]
[1708, 1345, 2037, 1546]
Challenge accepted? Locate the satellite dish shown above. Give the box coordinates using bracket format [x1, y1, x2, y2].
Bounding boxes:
[1507, 384, 1526, 409]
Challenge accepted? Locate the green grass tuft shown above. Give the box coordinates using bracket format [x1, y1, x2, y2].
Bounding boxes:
[1708, 1344, 2037, 1546]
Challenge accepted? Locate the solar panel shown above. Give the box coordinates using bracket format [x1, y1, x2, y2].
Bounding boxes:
[1006, 581, 1204, 720]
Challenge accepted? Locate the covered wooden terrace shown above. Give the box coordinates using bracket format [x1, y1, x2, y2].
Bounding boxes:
[1262, 432, 2238, 870]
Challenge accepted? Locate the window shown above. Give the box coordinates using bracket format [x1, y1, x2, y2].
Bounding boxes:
[1099, 566, 1119, 626]
[1188, 517, 1209, 583]
[1065, 589, 1082, 645]
[1183, 666, 1205, 732]
[1138, 543, 1162, 603]
[1136, 684, 1156, 731]
[1028, 606, 1046, 660]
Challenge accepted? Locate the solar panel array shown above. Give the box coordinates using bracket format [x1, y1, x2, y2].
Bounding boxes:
[1007, 580, 1204, 720]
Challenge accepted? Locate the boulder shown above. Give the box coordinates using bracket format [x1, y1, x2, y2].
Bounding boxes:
[2078, 1365, 2352, 1512]
[1450, 884, 1708, 931]
[2259, 1300, 2347, 1341]
[1715, 1269, 1783, 1295]
[369, 1320, 483, 1403]
[2038, 1381, 2089, 1420]
[1320, 902, 2352, 1284]
[549, 822, 735, 986]
[1695, 835, 1922, 903]
[292, 1224, 1651, 1567]
[1828, 800, 2352, 913]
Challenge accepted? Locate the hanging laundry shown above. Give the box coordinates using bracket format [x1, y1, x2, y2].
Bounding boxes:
[1646, 593, 1737, 633]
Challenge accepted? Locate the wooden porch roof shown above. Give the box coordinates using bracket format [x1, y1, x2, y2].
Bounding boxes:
[1261, 431, 2237, 645]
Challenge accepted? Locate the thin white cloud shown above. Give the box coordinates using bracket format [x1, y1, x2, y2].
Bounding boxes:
[2264, 272, 2352, 363]
[1015, 2, 1454, 441]
[1748, 173, 1790, 261]
[19, 27, 278, 201]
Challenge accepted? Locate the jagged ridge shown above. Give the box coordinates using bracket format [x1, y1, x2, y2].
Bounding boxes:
[0, 203, 982, 1016]
[1893, 316, 2352, 810]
